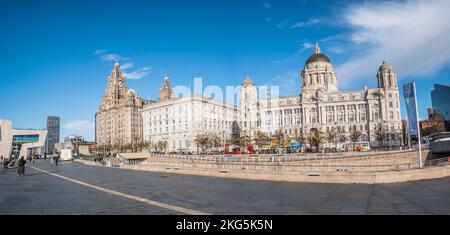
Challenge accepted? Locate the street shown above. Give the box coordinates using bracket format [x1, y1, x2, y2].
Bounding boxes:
[1, 160, 450, 215]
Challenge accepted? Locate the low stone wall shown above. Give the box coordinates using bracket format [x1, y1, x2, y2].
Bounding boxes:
[75, 150, 450, 184]
[145, 150, 427, 170]
[76, 158, 450, 184]
[116, 163, 450, 184]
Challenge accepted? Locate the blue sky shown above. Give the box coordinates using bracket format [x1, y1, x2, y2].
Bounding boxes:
[0, 0, 449, 141]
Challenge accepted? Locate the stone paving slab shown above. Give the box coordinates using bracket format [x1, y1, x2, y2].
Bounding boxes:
[0, 160, 449, 214]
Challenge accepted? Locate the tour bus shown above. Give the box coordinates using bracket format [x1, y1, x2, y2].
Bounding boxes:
[339, 142, 371, 152]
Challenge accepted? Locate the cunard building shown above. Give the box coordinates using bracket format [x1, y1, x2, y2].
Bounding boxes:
[95, 62, 150, 148]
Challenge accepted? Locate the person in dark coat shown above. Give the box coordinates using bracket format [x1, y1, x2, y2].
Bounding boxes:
[17, 156, 26, 176]
[54, 156, 59, 166]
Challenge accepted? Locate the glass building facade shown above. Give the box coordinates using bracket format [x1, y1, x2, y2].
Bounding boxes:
[431, 84, 450, 121]
[45, 116, 60, 153]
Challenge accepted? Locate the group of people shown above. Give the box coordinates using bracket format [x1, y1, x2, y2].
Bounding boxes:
[1, 153, 60, 176]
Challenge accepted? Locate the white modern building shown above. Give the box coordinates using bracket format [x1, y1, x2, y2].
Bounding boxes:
[141, 44, 402, 152]
[0, 119, 48, 159]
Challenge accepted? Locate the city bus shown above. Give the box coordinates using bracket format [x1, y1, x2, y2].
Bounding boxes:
[339, 142, 371, 152]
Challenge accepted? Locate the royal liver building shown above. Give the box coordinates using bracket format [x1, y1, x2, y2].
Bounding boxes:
[142, 43, 402, 152]
[96, 63, 150, 148]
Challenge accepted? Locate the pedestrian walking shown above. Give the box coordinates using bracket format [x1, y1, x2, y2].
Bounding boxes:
[55, 156, 59, 166]
[17, 156, 26, 176]
[32, 154, 36, 164]
[50, 155, 54, 166]
[44, 152, 47, 161]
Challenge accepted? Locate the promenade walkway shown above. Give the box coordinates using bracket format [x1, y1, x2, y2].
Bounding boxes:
[1, 160, 449, 214]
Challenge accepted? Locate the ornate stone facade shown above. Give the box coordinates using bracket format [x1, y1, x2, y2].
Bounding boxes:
[241, 44, 402, 147]
[140, 43, 402, 152]
[95, 63, 149, 147]
[142, 75, 239, 152]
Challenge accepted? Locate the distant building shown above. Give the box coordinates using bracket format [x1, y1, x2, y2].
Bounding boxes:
[78, 142, 96, 156]
[420, 108, 447, 136]
[431, 84, 450, 121]
[0, 120, 47, 159]
[45, 116, 60, 154]
[64, 135, 85, 150]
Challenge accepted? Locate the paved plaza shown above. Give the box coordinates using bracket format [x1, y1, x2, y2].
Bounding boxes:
[1, 160, 450, 215]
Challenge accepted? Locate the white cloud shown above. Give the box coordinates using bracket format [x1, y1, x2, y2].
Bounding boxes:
[275, 21, 287, 29]
[94, 50, 151, 79]
[94, 49, 106, 55]
[63, 120, 95, 133]
[121, 62, 135, 70]
[125, 67, 152, 80]
[93, 49, 121, 61]
[290, 18, 321, 29]
[336, 0, 450, 87]
[300, 42, 315, 52]
[262, 1, 271, 9]
[101, 53, 121, 62]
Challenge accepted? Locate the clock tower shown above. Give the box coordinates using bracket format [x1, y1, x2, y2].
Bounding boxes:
[105, 62, 127, 103]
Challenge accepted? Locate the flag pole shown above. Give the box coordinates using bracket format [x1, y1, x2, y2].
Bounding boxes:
[413, 81, 423, 168]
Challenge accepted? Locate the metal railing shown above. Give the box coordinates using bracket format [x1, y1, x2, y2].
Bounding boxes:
[423, 157, 450, 167]
[141, 159, 421, 173]
[148, 151, 417, 165]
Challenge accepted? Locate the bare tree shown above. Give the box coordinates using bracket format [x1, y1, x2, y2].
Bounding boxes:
[293, 133, 306, 144]
[240, 135, 252, 148]
[253, 131, 270, 152]
[374, 123, 387, 148]
[327, 131, 337, 148]
[350, 130, 362, 143]
[338, 131, 348, 144]
[272, 129, 286, 145]
[194, 134, 209, 153]
[210, 134, 222, 151]
[307, 128, 325, 152]
[156, 140, 168, 153]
